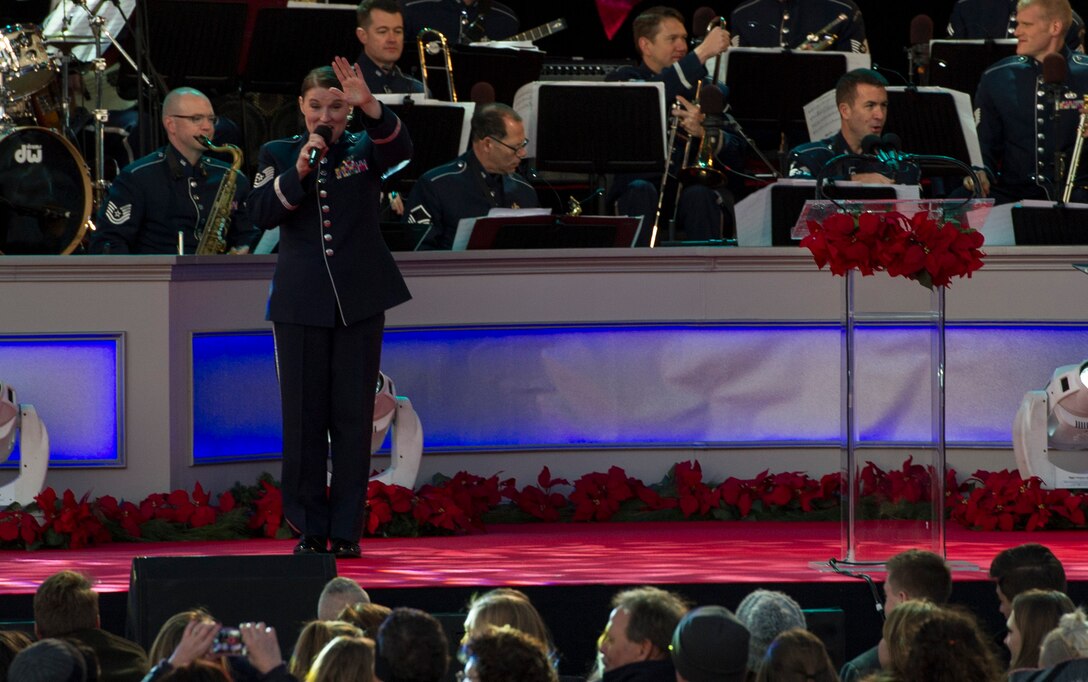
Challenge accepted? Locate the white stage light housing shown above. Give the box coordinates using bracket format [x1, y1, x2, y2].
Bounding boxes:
[1014, 361, 1088, 488]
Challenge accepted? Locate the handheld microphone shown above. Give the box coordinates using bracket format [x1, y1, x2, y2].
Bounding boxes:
[308, 125, 333, 167]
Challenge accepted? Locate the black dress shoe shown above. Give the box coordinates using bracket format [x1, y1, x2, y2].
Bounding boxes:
[293, 535, 327, 555]
[329, 538, 361, 559]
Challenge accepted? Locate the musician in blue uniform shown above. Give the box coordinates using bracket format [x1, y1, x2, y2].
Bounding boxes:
[248, 58, 412, 559]
[730, 0, 868, 53]
[403, 102, 538, 250]
[787, 69, 921, 185]
[974, 0, 1088, 204]
[605, 6, 740, 242]
[948, 0, 1084, 52]
[355, 0, 424, 95]
[402, 0, 518, 45]
[89, 88, 255, 254]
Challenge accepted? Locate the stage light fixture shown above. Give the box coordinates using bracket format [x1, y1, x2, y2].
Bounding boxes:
[0, 382, 50, 506]
[1013, 361, 1088, 488]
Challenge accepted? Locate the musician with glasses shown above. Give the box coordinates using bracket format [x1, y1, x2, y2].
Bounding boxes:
[973, 0, 1088, 204]
[355, 0, 424, 95]
[403, 102, 538, 250]
[88, 87, 256, 254]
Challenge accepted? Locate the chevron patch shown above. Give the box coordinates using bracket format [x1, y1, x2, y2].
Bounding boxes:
[104, 201, 132, 225]
[253, 165, 275, 188]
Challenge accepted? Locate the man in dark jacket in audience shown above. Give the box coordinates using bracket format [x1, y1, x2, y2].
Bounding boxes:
[597, 586, 689, 682]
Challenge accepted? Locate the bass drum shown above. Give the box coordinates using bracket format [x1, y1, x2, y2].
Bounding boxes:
[0, 127, 91, 254]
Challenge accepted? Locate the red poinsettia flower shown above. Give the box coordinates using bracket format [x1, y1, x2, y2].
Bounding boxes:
[630, 480, 678, 512]
[218, 491, 236, 514]
[140, 493, 173, 522]
[247, 479, 283, 538]
[414, 485, 470, 531]
[674, 461, 720, 517]
[570, 467, 634, 521]
[0, 510, 41, 545]
[514, 485, 567, 522]
[34, 487, 58, 522]
[719, 470, 773, 518]
[366, 481, 415, 534]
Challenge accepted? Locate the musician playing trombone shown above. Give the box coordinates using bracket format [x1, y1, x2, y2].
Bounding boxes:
[973, 0, 1088, 204]
[604, 6, 743, 243]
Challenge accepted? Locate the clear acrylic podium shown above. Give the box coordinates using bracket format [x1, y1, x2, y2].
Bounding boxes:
[793, 198, 993, 565]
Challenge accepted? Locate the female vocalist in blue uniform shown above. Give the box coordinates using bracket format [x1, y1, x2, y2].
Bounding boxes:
[248, 57, 412, 558]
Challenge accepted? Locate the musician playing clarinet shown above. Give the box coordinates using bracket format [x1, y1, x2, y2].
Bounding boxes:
[974, 0, 1088, 204]
[604, 6, 742, 243]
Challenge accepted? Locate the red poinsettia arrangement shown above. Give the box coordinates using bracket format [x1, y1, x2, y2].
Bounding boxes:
[800, 210, 985, 288]
[6, 461, 1088, 551]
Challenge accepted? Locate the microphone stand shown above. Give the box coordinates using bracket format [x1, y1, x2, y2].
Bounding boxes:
[724, 108, 780, 179]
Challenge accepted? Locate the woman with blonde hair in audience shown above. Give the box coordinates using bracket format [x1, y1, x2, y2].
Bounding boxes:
[463, 591, 553, 652]
[908, 607, 1004, 682]
[863, 599, 941, 681]
[1007, 590, 1076, 672]
[755, 628, 838, 682]
[305, 636, 375, 682]
[289, 621, 363, 680]
[149, 609, 217, 665]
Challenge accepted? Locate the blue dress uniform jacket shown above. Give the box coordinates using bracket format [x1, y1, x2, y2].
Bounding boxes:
[975, 49, 1088, 204]
[788, 132, 921, 184]
[89, 144, 255, 254]
[404, 150, 539, 250]
[948, 0, 1084, 53]
[731, 0, 867, 53]
[248, 104, 412, 326]
[355, 52, 425, 95]
[403, 0, 518, 44]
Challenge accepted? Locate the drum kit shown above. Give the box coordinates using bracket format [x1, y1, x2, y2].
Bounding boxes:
[1, 1, 133, 254]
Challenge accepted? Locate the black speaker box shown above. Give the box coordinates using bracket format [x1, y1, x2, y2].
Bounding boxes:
[125, 554, 337, 655]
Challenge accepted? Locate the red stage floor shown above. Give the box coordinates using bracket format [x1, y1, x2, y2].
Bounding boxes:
[2, 522, 1086, 595]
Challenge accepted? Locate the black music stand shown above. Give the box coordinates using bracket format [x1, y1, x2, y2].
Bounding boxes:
[385, 103, 469, 186]
[1011, 204, 1088, 245]
[242, 6, 359, 94]
[770, 183, 898, 246]
[928, 40, 1017, 103]
[463, 215, 640, 249]
[724, 50, 852, 142]
[447, 45, 544, 105]
[533, 84, 664, 176]
[118, 1, 246, 93]
[883, 88, 975, 173]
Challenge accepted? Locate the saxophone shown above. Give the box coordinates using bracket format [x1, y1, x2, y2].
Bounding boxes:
[194, 136, 243, 255]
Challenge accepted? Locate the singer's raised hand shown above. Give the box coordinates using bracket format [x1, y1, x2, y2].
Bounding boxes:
[331, 56, 380, 120]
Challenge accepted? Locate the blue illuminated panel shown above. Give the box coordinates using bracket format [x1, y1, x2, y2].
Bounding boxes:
[190, 324, 1088, 461]
[0, 336, 121, 467]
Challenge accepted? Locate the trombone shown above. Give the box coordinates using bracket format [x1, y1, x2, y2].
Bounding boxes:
[1062, 94, 1088, 203]
[417, 28, 457, 101]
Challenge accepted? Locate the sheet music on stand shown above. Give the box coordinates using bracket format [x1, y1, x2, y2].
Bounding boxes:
[453, 208, 552, 250]
[804, 86, 982, 168]
[452, 211, 643, 250]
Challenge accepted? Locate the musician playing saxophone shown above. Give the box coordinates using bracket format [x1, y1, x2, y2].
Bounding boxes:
[89, 88, 256, 254]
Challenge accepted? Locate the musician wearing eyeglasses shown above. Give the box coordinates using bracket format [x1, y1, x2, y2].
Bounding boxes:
[402, 0, 519, 46]
[88, 87, 256, 254]
[403, 102, 539, 250]
[786, 69, 920, 185]
[973, 0, 1088, 204]
[355, 0, 424, 95]
[948, 0, 1084, 52]
[730, 0, 868, 53]
[604, 6, 740, 242]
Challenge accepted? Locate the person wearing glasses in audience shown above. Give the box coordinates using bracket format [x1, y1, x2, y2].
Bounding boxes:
[89, 87, 256, 254]
[403, 102, 538, 250]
